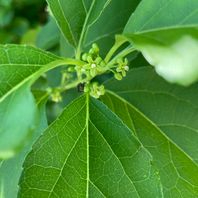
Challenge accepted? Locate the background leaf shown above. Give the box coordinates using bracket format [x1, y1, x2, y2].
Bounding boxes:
[36, 17, 60, 51]
[18, 95, 162, 197]
[0, 83, 37, 159]
[105, 67, 198, 163]
[103, 67, 198, 196]
[0, 90, 48, 198]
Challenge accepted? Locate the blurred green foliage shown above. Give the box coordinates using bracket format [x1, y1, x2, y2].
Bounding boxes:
[0, 0, 46, 44]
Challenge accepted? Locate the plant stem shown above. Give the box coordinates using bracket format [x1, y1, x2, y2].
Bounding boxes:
[59, 46, 136, 93]
[107, 47, 136, 67]
[104, 35, 130, 63]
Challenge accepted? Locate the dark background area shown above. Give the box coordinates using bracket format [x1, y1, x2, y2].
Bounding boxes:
[0, 0, 47, 44]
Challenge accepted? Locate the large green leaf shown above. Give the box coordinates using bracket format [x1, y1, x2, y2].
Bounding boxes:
[46, 0, 87, 47]
[124, 0, 198, 85]
[0, 45, 62, 158]
[46, 0, 114, 48]
[83, 0, 140, 52]
[0, 91, 48, 198]
[18, 95, 162, 197]
[47, 0, 140, 56]
[103, 67, 198, 196]
[105, 67, 198, 163]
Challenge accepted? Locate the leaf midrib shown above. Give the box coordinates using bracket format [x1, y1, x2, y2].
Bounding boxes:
[86, 94, 89, 198]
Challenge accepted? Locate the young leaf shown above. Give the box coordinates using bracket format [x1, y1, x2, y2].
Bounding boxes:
[124, 0, 198, 85]
[18, 95, 162, 197]
[103, 68, 198, 196]
[0, 90, 48, 198]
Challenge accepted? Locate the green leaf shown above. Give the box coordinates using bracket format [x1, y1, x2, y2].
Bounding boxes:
[0, 44, 62, 158]
[47, 0, 140, 56]
[106, 67, 198, 163]
[36, 17, 60, 50]
[83, 0, 140, 51]
[0, 91, 48, 198]
[46, 0, 87, 47]
[18, 95, 162, 197]
[60, 34, 75, 58]
[124, 0, 198, 85]
[0, 44, 62, 101]
[103, 67, 198, 196]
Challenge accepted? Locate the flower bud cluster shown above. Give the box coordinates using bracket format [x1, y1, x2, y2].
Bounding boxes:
[75, 43, 106, 80]
[55, 43, 130, 100]
[84, 82, 105, 99]
[47, 87, 62, 103]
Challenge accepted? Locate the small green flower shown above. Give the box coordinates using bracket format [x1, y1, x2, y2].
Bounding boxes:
[85, 82, 105, 98]
[80, 44, 107, 79]
[50, 88, 62, 102]
[115, 58, 129, 78]
[114, 73, 123, 80]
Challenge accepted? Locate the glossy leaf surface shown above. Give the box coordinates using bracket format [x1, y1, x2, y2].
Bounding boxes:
[104, 67, 198, 196]
[19, 95, 162, 197]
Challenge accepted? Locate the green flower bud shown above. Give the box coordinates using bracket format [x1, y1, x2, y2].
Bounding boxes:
[81, 68, 86, 73]
[67, 67, 75, 72]
[82, 53, 88, 61]
[89, 48, 95, 55]
[87, 55, 93, 63]
[90, 68, 97, 77]
[124, 58, 128, 65]
[114, 73, 123, 80]
[91, 63, 97, 68]
[84, 84, 90, 92]
[92, 43, 99, 54]
[95, 57, 102, 64]
[51, 89, 62, 103]
[124, 65, 129, 71]
[89, 82, 105, 98]
[122, 70, 126, 77]
[100, 60, 106, 67]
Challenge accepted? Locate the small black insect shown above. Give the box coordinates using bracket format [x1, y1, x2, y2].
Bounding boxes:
[77, 83, 85, 92]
